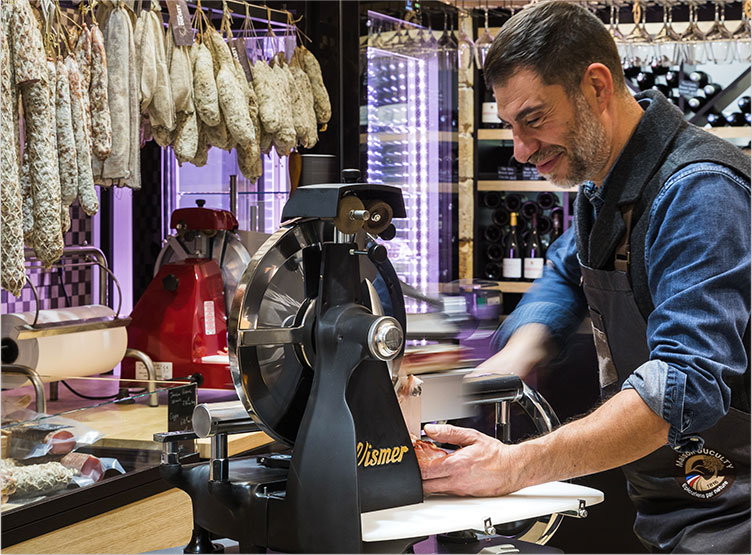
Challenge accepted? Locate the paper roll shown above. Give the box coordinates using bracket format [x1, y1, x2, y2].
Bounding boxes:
[1, 305, 127, 387]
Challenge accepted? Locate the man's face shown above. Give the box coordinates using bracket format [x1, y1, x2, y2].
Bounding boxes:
[493, 69, 611, 188]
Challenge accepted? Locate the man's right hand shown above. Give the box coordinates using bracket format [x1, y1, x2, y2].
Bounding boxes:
[469, 323, 557, 379]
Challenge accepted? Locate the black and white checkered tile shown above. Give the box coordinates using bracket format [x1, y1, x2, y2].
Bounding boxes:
[1, 203, 94, 314]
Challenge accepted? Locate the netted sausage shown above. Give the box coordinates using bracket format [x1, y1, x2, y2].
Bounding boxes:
[297, 46, 331, 125]
[89, 24, 112, 161]
[67, 56, 98, 216]
[55, 58, 78, 231]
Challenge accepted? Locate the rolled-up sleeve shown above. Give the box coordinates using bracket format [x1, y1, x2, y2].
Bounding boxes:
[491, 226, 589, 352]
[622, 163, 750, 452]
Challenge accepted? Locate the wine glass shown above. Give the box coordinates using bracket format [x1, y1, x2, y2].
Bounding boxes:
[438, 11, 458, 72]
[475, 7, 495, 70]
[731, 2, 751, 63]
[679, 1, 707, 65]
[458, 9, 476, 71]
[704, 0, 734, 64]
[624, 0, 653, 66]
[652, 0, 682, 65]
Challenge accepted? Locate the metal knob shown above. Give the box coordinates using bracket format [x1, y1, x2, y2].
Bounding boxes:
[367, 317, 403, 361]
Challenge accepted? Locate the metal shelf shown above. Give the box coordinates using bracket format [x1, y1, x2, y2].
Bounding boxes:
[478, 180, 578, 193]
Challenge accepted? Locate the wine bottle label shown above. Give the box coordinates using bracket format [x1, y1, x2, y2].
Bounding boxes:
[482, 102, 501, 124]
[523, 258, 544, 279]
[502, 258, 522, 279]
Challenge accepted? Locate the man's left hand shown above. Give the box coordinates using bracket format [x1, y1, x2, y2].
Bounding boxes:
[420, 423, 523, 497]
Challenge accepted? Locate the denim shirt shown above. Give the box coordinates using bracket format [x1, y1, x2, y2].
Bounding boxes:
[492, 162, 751, 452]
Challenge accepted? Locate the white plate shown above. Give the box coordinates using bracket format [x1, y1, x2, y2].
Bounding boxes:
[361, 481, 603, 542]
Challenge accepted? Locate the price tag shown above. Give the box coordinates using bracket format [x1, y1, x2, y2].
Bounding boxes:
[168, 383, 197, 433]
[231, 38, 254, 83]
[166, 0, 194, 46]
[678, 79, 698, 99]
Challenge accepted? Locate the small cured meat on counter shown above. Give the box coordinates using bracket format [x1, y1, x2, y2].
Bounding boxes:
[1, 466, 16, 504]
[296, 46, 331, 126]
[412, 437, 449, 467]
[5, 424, 76, 459]
[89, 24, 111, 161]
[55, 58, 78, 232]
[0, 13, 26, 297]
[67, 55, 98, 216]
[191, 41, 220, 127]
[61, 452, 103, 482]
[0, 459, 75, 498]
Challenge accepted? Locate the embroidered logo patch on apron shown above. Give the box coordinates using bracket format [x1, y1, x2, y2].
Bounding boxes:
[675, 448, 736, 500]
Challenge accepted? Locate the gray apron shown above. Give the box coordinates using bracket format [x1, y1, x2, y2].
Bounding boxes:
[579, 261, 751, 553]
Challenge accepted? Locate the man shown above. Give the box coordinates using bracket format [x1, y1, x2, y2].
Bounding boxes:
[420, 2, 750, 552]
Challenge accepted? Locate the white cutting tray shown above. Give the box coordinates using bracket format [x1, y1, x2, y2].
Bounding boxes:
[361, 481, 603, 542]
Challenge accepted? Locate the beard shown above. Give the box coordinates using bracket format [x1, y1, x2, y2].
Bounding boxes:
[529, 93, 610, 188]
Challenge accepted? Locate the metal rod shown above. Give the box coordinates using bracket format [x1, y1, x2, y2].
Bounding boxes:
[123, 349, 158, 407]
[192, 401, 257, 438]
[24, 245, 109, 307]
[1, 364, 46, 413]
[229, 174, 238, 217]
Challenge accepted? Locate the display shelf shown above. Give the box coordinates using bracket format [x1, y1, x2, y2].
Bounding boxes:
[482, 281, 533, 294]
[478, 180, 578, 193]
[360, 131, 458, 144]
[478, 127, 751, 141]
[704, 126, 752, 139]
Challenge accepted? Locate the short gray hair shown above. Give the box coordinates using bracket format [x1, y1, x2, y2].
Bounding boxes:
[483, 1, 626, 95]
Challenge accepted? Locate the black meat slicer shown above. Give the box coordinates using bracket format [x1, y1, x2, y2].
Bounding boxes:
[156, 170, 427, 553]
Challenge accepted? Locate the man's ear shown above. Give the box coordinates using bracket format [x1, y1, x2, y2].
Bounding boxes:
[581, 63, 614, 111]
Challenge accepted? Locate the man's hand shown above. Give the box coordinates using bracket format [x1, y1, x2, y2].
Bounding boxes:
[469, 323, 557, 379]
[420, 424, 523, 497]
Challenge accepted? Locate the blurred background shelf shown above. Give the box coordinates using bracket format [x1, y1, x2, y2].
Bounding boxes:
[478, 180, 579, 193]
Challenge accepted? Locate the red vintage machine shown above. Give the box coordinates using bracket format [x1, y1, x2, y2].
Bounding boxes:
[121, 202, 258, 390]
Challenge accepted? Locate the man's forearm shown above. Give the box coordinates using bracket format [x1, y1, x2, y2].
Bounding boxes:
[512, 389, 670, 490]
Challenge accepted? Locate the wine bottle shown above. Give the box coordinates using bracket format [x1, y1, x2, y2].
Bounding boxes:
[536, 191, 559, 210]
[636, 71, 655, 91]
[725, 112, 747, 127]
[622, 61, 641, 79]
[484, 262, 502, 280]
[503, 193, 523, 212]
[520, 200, 540, 221]
[689, 70, 709, 88]
[492, 207, 510, 227]
[486, 243, 503, 261]
[703, 83, 723, 99]
[550, 207, 564, 242]
[738, 96, 751, 115]
[484, 225, 502, 242]
[537, 214, 553, 236]
[523, 213, 545, 281]
[650, 58, 669, 76]
[651, 84, 670, 97]
[481, 89, 501, 129]
[687, 96, 708, 112]
[482, 192, 501, 209]
[665, 70, 679, 88]
[707, 112, 727, 128]
[502, 212, 522, 281]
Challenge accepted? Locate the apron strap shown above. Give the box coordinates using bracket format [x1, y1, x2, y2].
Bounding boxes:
[614, 204, 634, 274]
